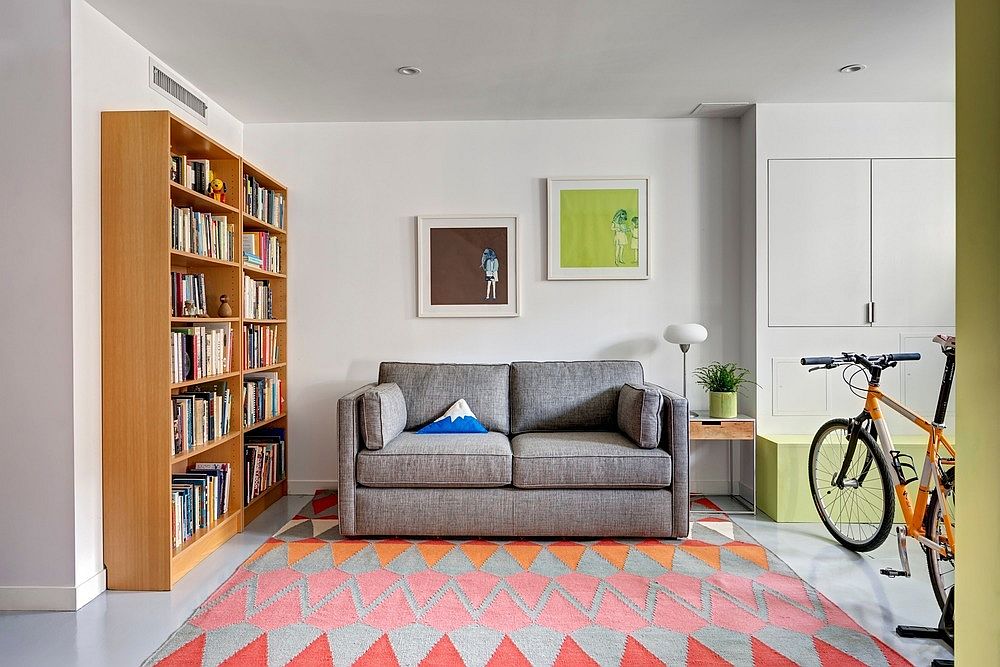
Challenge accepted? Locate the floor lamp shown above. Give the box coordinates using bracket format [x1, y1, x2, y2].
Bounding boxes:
[663, 323, 708, 416]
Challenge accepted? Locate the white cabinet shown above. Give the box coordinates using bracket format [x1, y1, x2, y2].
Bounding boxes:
[872, 159, 955, 327]
[768, 158, 955, 328]
[767, 159, 872, 326]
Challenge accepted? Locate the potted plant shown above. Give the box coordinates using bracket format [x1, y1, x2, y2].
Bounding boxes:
[693, 361, 756, 419]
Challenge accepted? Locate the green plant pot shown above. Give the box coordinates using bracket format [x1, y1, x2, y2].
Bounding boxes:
[709, 391, 738, 419]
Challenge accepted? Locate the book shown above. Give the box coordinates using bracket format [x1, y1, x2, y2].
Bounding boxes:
[244, 174, 285, 229]
[171, 463, 231, 549]
[243, 371, 283, 426]
[244, 428, 285, 503]
[171, 383, 232, 454]
[242, 232, 281, 273]
[243, 323, 279, 369]
[243, 276, 273, 319]
[171, 207, 234, 261]
[170, 325, 232, 383]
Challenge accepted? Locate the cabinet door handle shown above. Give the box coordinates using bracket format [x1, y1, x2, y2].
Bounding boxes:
[866, 301, 876, 324]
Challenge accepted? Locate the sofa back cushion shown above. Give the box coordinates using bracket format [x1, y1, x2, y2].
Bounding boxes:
[510, 360, 644, 434]
[378, 362, 510, 433]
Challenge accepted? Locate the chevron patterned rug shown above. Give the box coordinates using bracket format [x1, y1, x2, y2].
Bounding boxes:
[147, 491, 908, 666]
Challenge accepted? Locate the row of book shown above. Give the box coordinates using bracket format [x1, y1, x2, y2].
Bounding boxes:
[171, 325, 233, 383]
[244, 323, 280, 369]
[244, 372, 283, 427]
[171, 271, 208, 317]
[171, 463, 231, 549]
[244, 174, 285, 229]
[243, 276, 274, 320]
[172, 384, 232, 455]
[242, 231, 281, 274]
[171, 207, 235, 261]
[245, 429, 286, 504]
[171, 155, 212, 195]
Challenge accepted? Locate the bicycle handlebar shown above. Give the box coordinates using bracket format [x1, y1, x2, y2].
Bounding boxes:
[800, 352, 921, 369]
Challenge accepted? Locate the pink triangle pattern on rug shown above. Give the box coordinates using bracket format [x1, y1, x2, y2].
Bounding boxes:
[146, 490, 910, 666]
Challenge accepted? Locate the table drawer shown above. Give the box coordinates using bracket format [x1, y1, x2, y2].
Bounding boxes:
[689, 420, 754, 440]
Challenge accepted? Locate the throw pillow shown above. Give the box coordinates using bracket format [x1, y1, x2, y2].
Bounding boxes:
[416, 399, 489, 434]
[617, 383, 663, 449]
[361, 383, 407, 450]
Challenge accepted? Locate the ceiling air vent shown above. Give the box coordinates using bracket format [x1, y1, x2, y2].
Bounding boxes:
[149, 58, 208, 123]
[689, 103, 753, 118]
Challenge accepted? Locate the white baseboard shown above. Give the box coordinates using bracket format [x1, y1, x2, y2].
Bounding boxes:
[0, 568, 106, 611]
[689, 480, 741, 496]
[288, 480, 338, 496]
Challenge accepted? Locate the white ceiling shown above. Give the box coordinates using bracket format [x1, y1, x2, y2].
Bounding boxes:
[87, 0, 954, 123]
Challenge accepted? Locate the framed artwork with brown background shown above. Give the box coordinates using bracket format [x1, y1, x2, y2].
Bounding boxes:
[417, 215, 520, 317]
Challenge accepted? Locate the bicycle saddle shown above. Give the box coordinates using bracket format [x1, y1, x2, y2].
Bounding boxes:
[933, 334, 956, 349]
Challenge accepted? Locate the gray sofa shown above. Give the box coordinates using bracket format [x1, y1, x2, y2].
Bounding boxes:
[337, 360, 689, 538]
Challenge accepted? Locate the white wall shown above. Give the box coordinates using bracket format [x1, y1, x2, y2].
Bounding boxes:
[749, 103, 955, 436]
[243, 119, 743, 494]
[69, 0, 244, 603]
[0, 0, 245, 611]
[0, 0, 78, 608]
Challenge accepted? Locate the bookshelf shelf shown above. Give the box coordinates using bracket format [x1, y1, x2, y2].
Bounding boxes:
[243, 265, 286, 280]
[246, 412, 287, 432]
[243, 479, 288, 525]
[171, 317, 240, 323]
[170, 510, 242, 583]
[170, 370, 241, 390]
[169, 181, 240, 215]
[242, 213, 287, 235]
[170, 249, 240, 269]
[245, 362, 287, 373]
[171, 431, 241, 465]
[103, 110, 288, 591]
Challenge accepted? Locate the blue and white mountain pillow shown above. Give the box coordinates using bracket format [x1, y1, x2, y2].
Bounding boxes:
[416, 399, 488, 434]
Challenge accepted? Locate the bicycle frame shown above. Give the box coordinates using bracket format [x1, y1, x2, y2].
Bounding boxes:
[861, 386, 957, 558]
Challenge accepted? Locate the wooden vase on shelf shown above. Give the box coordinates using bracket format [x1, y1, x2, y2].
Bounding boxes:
[218, 294, 233, 318]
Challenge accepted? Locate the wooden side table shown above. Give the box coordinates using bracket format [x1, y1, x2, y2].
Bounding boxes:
[689, 414, 757, 514]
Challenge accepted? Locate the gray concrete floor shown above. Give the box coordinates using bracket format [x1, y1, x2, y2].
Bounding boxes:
[0, 496, 953, 666]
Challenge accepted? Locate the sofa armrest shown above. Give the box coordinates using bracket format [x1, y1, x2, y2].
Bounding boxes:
[337, 382, 376, 535]
[646, 382, 689, 537]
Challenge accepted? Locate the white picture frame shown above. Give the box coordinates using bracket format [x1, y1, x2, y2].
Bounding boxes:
[547, 176, 650, 280]
[417, 215, 521, 318]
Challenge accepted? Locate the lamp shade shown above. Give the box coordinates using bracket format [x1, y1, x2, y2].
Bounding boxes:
[663, 323, 708, 345]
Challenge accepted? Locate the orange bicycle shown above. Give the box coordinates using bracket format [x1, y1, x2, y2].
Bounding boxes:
[801, 335, 956, 610]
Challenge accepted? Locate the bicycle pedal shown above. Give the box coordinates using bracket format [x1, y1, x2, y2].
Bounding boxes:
[879, 568, 910, 578]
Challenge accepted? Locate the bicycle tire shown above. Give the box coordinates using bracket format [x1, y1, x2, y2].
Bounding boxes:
[925, 466, 956, 611]
[808, 418, 895, 552]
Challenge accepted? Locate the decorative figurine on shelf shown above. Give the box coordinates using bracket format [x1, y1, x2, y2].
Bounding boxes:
[182, 300, 198, 317]
[207, 170, 226, 203]
[217, 294, 233, 318]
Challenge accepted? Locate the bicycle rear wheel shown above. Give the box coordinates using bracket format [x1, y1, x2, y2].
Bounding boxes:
[808, 419, 895, 552]
[925, 466, 955, 611]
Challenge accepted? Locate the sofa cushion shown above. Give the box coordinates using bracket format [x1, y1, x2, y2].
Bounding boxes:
[357, 432, 512, 488]
[360, 383, 407, 450]
[510, 361, 644, 434]
[617, 383, 663, 449]
[511, 432, 671, 489]
[379, 362, 510, 433]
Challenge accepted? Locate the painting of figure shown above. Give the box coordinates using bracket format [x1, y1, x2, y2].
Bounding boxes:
[417, 216, 520, 317]
[547, 177, 649, 280]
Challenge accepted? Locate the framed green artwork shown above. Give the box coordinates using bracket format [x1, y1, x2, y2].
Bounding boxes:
[547, 177, 650, 280]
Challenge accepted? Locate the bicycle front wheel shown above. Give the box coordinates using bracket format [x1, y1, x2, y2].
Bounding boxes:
[808, 419, 895, 552]
[925, 466, 955, 611]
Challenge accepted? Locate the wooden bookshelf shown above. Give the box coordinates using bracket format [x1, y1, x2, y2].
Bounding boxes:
[102, 110, 288, 590]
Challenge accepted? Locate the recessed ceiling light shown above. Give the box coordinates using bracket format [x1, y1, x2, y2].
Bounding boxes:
[839, 64, 867, 74]
[397, 66, 422, 76]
